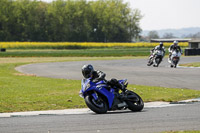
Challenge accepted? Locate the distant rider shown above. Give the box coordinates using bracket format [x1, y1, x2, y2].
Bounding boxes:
[81, 64, 126, 92]
[168, 40, 182, 61]
[151, 42, 166, 59]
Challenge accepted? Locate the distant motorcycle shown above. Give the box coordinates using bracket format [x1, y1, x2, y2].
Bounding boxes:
[168, 50, 181, 68]
[79, 78, 144, 114]
[147, 49, 164, 67]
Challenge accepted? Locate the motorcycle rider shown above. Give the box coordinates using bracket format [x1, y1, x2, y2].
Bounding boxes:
[151, 42, 166, 57]
[168, 40, 182, 61]
[81, 64, 126, 92]
[148, 42, 165, 66]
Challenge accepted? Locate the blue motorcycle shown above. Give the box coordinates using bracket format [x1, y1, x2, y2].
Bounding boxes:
[79, 78, 144, 114]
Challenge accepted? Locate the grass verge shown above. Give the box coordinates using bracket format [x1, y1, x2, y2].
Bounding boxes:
[179, 62, 200, 67]
[163, 131, 200, 133]
[0, 48, 163, 57]
[0, 57, 200, 113]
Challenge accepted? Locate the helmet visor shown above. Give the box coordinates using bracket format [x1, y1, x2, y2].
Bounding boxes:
[83, 69, 92, 78]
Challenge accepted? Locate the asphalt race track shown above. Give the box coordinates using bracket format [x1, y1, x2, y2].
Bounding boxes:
[1, 56, 199, 133]
[16, 56, 200, 90]
[1, 102, 200, 133]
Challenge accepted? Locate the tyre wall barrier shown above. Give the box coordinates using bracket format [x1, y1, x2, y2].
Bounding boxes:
[185, 48, 200, 56]
[0, 48, 6, 52]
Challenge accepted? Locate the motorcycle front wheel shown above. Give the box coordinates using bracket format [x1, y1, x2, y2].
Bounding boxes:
[125, 91, 144, 112]
[147, 59, 153, 66]
[85, 95, 108, 114]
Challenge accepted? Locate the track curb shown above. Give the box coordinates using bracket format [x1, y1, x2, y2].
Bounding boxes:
[1, 98, 199, 118]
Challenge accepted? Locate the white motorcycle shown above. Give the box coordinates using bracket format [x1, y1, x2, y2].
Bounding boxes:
[147, 49, 164, 67]
[168, 50, 181, 68]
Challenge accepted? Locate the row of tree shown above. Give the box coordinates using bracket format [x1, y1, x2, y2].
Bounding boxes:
[0, 0, 142, 42]
[182, 32, 200, 38]
[142, 31, 200, 41]
[146, 31, 176, 40]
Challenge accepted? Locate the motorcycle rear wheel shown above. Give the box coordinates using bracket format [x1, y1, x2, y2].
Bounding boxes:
[125, 91, 144, 112]
[85, 95, 108, 114]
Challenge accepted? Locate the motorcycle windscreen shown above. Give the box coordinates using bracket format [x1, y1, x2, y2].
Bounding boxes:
[81, 78, 91, 90]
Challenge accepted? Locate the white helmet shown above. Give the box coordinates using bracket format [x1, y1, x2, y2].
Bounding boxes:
[173, 40, 178, 44]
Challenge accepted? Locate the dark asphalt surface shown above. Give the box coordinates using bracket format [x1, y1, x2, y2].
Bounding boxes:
[1, 103, 200, 133]
[16, 56, 200, 90]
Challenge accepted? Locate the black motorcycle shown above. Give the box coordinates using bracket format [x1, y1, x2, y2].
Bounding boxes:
[147, 49, 164, 67]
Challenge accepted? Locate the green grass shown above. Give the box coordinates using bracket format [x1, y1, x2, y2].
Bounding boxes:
[163, 131, 200, 133]
[179, 62, 200, 67]
[0, 57, 200, 113]
[128, 85, 200, 102]
[0, 47, 188, 57]
[0, 48, 161, 57]
[0, 65, 83, 112]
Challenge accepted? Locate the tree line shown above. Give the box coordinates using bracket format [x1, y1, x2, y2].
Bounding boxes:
[142, 30, 200, 41]
[0, 0, 142, 42]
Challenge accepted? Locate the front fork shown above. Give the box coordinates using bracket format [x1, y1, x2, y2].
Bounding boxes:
[91, 92, 98, 101]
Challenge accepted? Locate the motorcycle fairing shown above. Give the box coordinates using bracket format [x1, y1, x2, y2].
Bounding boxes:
[81, 79, 115, 109]
[169, 50, 181, 64]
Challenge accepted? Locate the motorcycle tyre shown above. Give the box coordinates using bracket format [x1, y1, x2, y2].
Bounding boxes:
[147, 60, 153, 66]
[125, 91, 144, 112]
[156, 59, 160, 67]
[153, 64, 158, 67]
[85, 95, 108, 114]
[174, 61, 178, 68]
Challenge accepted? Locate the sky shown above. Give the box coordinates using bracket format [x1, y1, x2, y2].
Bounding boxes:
[124, 0, 200, 30]
[43, 0, 200, 31]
